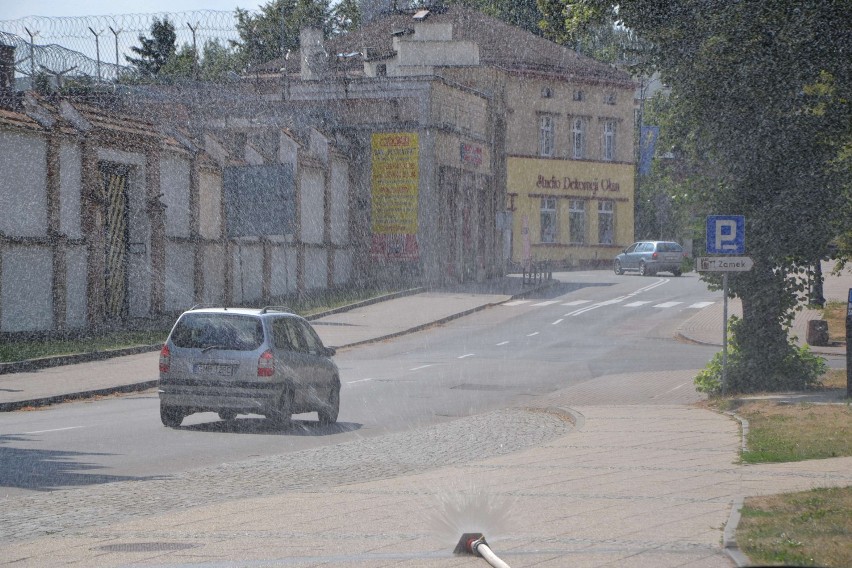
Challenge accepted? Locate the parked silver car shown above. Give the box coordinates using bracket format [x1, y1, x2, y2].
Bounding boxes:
[158, 307, 339, 428]
[614, 241, 686, 276]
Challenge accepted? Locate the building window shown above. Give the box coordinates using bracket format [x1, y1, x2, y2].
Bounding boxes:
[540, 197, 558, 243]
[571, 117, 584, 159]
[539, 115, 554, 157]
[541, 86, 553, 98]
[569, 199, 585, 244]
[603, 120, 616, 161]
[376, 64, 387, 76]
[573, 90, 585, 101]
[603, 92, 616, 105]
[598, 200, 614, 244]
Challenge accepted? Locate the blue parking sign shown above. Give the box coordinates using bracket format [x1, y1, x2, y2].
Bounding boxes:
[706, 215, 745, 254]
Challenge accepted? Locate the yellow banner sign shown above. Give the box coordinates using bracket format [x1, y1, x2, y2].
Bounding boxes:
[371, 132, 419, 234]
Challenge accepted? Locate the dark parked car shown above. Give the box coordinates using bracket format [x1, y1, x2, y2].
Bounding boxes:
[614, 241, 686, 276]
[158, 307, 339, 428]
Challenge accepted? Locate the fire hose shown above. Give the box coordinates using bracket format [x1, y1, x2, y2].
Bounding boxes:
[454, 533, 510, 568]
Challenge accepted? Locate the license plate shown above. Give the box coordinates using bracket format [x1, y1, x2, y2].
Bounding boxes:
[194, 363, 234, 376]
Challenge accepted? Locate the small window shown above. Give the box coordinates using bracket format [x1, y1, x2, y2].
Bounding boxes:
[540, 197, 558, 243]
[603, 120, 616, 161]
[171, 314, 264, 351]
[603, 92, 616, 105]
[571, 117, 584, 159]
[376, 63, 387, 76]
[539, 115, 554, 157]
[572, 90, 584, 101]
[296, 320, 325, 355]
[569, 199, 585, 244]
[598, 200, 614, 244]
[541, 86, 553, 98]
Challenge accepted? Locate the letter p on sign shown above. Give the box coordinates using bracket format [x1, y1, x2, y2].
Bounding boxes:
[707, 215, 745, 254]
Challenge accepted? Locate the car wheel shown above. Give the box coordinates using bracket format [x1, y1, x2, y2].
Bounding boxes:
[268, 389, 293, 429]
[218, 410, 237, 421]
[614, 260, 624, 275]
[160, 400, 186, 428]
[318, 382, 340, 426]
[638, 261, 648, 276]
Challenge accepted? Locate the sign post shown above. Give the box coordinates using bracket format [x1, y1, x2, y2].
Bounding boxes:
[846, 289, 852, 398]
[700, 215, 748, 395]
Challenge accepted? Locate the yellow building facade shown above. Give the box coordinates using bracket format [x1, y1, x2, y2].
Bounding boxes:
[508, 157, 634, 268]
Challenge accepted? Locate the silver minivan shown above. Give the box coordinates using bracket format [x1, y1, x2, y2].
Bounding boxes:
[158, 307, 339, 428]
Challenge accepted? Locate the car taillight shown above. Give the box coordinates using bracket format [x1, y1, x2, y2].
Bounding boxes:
[651, 252, 658, 259]
[257, 350, 275, 377]
[159, 344, 170, 374]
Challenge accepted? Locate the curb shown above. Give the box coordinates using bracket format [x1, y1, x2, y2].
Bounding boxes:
[0, 380, 159, 412]
[723, 495, 751, 567]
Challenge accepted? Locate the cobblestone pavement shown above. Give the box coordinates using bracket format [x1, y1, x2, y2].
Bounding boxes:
[0, 407, 574, 545]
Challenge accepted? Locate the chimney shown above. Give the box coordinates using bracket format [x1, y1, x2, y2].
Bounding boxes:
[299, 27, 327, 81]
[0, 44, 15, 93]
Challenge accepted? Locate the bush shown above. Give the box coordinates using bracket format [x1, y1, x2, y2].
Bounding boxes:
[694, 316, 827, 395]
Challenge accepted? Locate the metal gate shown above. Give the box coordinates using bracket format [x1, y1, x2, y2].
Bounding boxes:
[100, 163, 129, 319]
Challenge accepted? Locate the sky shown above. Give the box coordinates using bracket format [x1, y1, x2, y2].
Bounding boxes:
[0, 1, 266, 20]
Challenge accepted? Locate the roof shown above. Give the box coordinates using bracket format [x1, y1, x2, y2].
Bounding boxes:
[254, 7, 632, 86]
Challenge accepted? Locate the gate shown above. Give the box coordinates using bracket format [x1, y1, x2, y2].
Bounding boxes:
[99, 163, 129, 319]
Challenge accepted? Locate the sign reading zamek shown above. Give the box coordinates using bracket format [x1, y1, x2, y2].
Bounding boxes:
[535, 174, 621, 192]
[696, 256, 754, 272]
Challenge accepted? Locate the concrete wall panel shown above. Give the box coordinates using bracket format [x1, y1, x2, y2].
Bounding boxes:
[161, 155, 191, 238]
[0, 131, 47, 237]
[65, 245, 87, 328]
[1, 246, 53, 331]
[333, 249, 352, 286]
[304, 247, 328, 290]
[231, 243, 263, 303]
[270, 245, 297, 297]
[330, 159, 350, 245]
[164, 241, 194, 312]
[301, 169, 325, 244]
[59, 142, 83, 239]
[201, 243, 226, 305]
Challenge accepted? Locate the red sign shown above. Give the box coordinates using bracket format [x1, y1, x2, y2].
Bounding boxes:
[460, 143, 483, 167]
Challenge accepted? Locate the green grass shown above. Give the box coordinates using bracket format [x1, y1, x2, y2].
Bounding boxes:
[738, 486, 852, 567]
[0, 285, 409, 364]
[738, 401, 852, 464]
[0, 330, 168, 363]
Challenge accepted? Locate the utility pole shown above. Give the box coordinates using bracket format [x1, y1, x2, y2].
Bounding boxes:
[89, 27, 103, 82]
[109, 26, 121, 81]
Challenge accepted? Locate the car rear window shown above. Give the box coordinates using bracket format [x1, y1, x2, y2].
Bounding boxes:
[170, 313, 264, 351]
[657, 242, 683, 252]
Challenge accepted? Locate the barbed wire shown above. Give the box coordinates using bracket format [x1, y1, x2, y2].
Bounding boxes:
[0, 11, 254, 82]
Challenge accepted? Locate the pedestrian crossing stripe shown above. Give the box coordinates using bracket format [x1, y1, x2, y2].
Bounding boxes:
[687, 301, 715, 309]
[532, 300, 559, 306]
[561, 300, 591, 306]
[653, 301, 682, 308]
[624, 301, 652, 307]
[503, 300, 531, 306]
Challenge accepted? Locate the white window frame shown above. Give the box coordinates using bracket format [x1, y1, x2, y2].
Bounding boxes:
[540, 196, 558, 243]
[598, 200, 614, 244]
[568, 199, 585, 244]
[572, 117, 584, 159]
[539, 115, 554, 158]
[603, 120, 616, 161]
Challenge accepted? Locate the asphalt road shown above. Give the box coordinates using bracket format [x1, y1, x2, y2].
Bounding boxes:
[0, 271, 722, 501]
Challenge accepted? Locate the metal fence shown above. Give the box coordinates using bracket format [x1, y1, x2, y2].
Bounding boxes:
[0, 11, 247, 83]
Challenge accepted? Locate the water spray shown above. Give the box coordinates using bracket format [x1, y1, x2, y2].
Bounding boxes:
[454, 533, 511, 568]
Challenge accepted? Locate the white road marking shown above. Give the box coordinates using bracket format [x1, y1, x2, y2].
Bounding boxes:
[346, 378, 374, 384]
[567, 296, 629, 316]
[552, 319, 564, 325]
[687, 301, 715, 309]
[23, 426, 83, 435]
[526, 332, 540, 337]
[653, 301, 683, 308]
[457, 354, 475, 359]
[624, 301, 652, 307]
[496, 341, 510, 346]
[409, 365, 434, 371]
[503, 300, 531, 306]
[654, 382, 690, 398]
[561, 300, 591, 306]
[532, 300, 559, 306]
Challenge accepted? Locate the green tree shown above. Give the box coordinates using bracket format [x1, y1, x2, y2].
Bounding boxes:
[233, 0, 331, 67]
[126, 18, 177, 77]
[330, 0, 362, 34]
[552, 0, 851, 393]
[158, 40, 243, 81]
